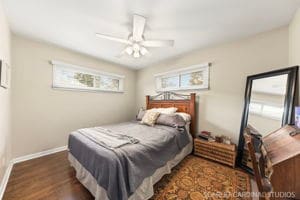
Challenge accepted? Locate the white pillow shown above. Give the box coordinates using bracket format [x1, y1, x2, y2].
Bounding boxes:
[149, 107, 178, 114]
[175, 112, 191, 122]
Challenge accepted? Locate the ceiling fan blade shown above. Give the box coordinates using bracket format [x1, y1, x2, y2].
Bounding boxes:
[140, 46, 149, 56]
[141, 40, 174, 47]
[116, 50, 127, 58]
[95, 33, 132, 45]
[133, 14, 146, 41]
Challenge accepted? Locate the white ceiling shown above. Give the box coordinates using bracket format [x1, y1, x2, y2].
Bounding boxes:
[3, 0, 300, 69]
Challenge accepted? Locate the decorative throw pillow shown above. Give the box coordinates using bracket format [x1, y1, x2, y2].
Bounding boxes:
[149, 107, 178, 114]
[136, 108, 146, 121]
[141, 111, 160, 126]
[156, 113, 186, 128]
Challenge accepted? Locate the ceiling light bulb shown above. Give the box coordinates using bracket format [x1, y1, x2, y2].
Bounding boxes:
[133, 51, 140, 58]
[140, 47, 148, 56]
[125, 46, 133, 55]
[133, 43, 140, 51]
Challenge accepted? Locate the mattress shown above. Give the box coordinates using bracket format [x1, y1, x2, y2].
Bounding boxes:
[68, 121, 192, 200]
[68, 137, 192, 200]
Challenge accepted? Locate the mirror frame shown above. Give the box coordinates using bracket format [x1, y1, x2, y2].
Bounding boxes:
[237, 66, 299, 173]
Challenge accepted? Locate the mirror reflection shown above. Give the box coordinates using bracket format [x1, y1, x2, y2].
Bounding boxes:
[248, 74, 288, 136]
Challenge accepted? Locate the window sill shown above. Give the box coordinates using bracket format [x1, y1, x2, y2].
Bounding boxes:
[51, 86, 124, 93]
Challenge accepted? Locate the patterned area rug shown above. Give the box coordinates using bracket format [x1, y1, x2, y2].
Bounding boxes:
[151, 156, 250, 200]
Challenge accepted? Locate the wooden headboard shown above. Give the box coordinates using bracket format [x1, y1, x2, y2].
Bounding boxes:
[146, 92, 196, 137]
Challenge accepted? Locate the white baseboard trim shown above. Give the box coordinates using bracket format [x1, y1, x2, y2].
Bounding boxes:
[0, 145, 67, 199]
[0, 162, 13, 200]
[12, 146, 68, 164]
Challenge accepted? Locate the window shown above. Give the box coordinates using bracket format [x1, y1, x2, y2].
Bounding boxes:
[51, 61, 124, 92]
[161, 76, 179, 89]
[249, 101, 284, 120]
[155, 63, 210, 91]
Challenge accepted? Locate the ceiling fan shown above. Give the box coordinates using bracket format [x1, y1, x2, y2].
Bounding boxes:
[95, 14, 174, 58]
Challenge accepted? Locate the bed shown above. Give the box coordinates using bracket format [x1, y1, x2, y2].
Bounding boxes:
[68, 92, 196, 200]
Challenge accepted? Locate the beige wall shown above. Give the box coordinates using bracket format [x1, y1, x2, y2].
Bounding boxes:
[0, 0, 11, 185]
[11, 35, 137, 158]
[136, 27, 289, 144]
[289, 8, 300, 106]
[289, 8, 300, 66]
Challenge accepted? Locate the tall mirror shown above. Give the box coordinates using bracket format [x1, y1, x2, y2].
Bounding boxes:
[237, 66, 298, 173]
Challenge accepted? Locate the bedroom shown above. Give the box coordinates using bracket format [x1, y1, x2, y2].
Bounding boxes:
[0, 0, 300, 199]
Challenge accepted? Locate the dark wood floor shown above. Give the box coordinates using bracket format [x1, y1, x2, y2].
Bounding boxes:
[3, 151, 94, 200]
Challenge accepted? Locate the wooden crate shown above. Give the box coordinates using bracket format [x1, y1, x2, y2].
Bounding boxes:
[194, 138, 237, 167]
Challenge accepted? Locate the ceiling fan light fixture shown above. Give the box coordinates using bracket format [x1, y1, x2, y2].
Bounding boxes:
[125, 46, 133, 55]
[132, 43, 140, 51]
[133, 51, 140, 58]
[95, 14, 174, 59]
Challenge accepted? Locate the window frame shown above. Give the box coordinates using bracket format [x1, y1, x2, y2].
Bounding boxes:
[51, 60, 125, 93]
[154, 63, 210, 92]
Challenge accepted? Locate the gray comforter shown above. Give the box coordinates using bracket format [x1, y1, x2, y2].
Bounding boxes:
[68, 121, 190, 200]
